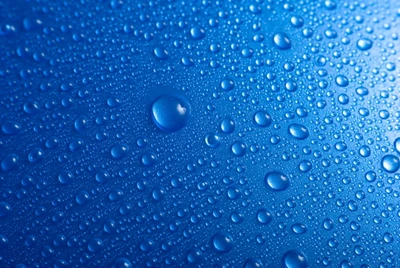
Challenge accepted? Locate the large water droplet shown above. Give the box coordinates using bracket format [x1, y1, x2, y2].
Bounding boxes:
[254, 111, 272, 127]
[273, 33, 291, 50]
[394, 138, 400, 153]
[110, 257, 133, 268]
[282, 250, 308, 268]
[256, 209, 272, 224]
[153, 47, 169, 60]
[265, 171, 290, 191]
[151, 95, 191, 132]
[245, 258, 264, 268]
[205, 133, 221, 148]
[190, 27, 205, 40]
[212, 232, 234, 253]
[88, 238, 103, 253]
[220, 117, 235, 134]
[381, 155, 400, 173]
[220, 79, 235, 91]
[1, 121, 21, 135]
[1, 154, 19, 172]
[111, 144, 129, 159]
[0, 202, 12, 218]
[356, 38, 373, 51]
[335, 75, 349, 87]
[231, 141, 247, 156]
[288, 124, 309, 140]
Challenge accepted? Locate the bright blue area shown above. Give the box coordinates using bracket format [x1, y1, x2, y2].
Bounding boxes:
[0, 0, 399, 267]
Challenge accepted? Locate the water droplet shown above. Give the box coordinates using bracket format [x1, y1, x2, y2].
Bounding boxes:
[205, 133, 221, 148]
[0, 234, 9, 249]
[285, 80, 298, 92]
[95, 170, 110, 183]
[244, 258, 264, 268]
[212, 232, 234, 253]
[110, 258, 132, 268]
[335, 75, 349, 87]
[220, 117, 235, 134]
[298, 160, 312, 172]
[355, 86, 369, 96]
[256, 209, 272, 224]
[1, 121, 21, 135]
[190, 27, 205, 40]
[324, 0, 337, 10]
[323, 218, 334, 230]
[0, 202, 12, 218]
[273, 33, 291, 50]
[23, 101, 40, 115]
[231, 141, 247, 156]
[254, 111, 272, 127]
[220, 79, 235, 91]
[88, 238, 103, 253]
[28, 148, 44, 163]
[153, 47, 169, 60]
[1, 154, 19, 172]
[76, 190, 91, 205]
[111, 144, 129, 159]
[288, 124, 309, 140]
[187, 248, 203, 263]
[359, 145, 371, 157]
[139, 238, 155, 252]
[365, 171, 376, 182]
[58, 170, 74, 185]
[151, 95, 191, 132]
[356, 38, 373, 51]
[381, 155, 400, 173]
[394, 138, 400, 153]
[282, 250, 308, 268]
[290, 16, 304, 28]
[291, 223, 307, 234]
[265, 171, 290, 191]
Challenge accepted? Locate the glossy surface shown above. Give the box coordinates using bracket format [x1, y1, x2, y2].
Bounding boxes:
[0, 0, 400, 267]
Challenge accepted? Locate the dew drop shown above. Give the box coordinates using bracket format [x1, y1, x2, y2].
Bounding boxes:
[335, 75, 349, 87]
[205, 133, 221, 148]
[151, 95, 191, 132]
[111, 144, 129, 159]
[212, 232, 234, 253]
[110, 258, 132, 268]
[256, 209, 272, 224]
[153, 47, 169, 60]
[265, 171, 290, 191]
[0, 202, 12, 218]
[190, 27, 205, 40]
[273, 33, 292, 50]
[282, 250, 308, 268]
[356, 38, 373, 51]
[1, 121, 21, 135]
[288, 124, 309, 140]
[245, 258, 264, 268]
[231, 141, 247, 156]
[381, 155, 400, 173]
[220, 79, 235, 91]
[1, 154, 19, 172]
[254, 111, 272, 127]
[220, 117, 235, 134]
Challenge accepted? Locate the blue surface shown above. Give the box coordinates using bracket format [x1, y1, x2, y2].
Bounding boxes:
[1, 0, 400, 267]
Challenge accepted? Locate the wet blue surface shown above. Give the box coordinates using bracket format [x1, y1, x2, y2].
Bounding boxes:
[1, 0, 400, 267]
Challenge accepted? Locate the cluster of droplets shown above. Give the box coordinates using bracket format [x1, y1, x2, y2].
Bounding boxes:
[1, 0, 400, 267]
